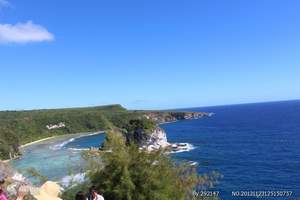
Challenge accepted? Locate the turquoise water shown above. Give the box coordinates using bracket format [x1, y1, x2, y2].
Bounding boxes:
[11, 133, 106, 182]
[11, 100, 300, 199]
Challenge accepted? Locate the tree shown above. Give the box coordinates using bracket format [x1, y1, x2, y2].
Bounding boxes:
[122, 118, 155, 145]
[79, 130, 220, 200]
[0, 128, 20, 159]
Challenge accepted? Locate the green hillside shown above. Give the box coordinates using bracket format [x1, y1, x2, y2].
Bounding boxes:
[0, 104, 142, 159]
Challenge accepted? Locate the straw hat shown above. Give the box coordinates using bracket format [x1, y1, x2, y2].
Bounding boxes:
[32, 181, 62, 200]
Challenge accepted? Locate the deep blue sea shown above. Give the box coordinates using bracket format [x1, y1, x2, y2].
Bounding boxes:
[13, 100, 300, 199]
[162, 100, 300, 199]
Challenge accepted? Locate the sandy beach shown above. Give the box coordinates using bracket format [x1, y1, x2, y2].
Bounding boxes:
[20, 136, 57, 148]
[20, 131, 105, 148]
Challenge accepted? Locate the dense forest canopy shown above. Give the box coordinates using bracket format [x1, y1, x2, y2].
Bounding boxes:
[0, 105, 142, 160]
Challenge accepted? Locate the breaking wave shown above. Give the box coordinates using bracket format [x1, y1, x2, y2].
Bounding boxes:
[49, 132, 103, 150]
[49, 138, 75, 150]
[169, 143, 196, 154]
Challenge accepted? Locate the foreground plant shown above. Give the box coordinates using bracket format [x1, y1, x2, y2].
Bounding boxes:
[62, 130, 221, 200]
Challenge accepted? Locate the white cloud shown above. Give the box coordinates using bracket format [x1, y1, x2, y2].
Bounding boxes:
[0, 21, 54, 44]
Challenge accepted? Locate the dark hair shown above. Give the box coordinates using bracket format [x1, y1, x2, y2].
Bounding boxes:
[0, 188, 3, 195]
[0, 179, 5, 185]
[90, 185, 96, 191]
[89, 185, 97, 193]
[75, 191, 86, 200]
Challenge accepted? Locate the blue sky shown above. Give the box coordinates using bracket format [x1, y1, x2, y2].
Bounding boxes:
[0, 0, 300, 110]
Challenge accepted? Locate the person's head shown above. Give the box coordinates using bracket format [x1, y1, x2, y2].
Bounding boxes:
[75, 191, 86, 200]
[0, 178, 4, 190]
[0, 178, 4, 186]
[89, 186, 99, 197]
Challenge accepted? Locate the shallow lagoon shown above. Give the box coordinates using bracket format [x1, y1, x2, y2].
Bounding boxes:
[12, 133, 105, 182]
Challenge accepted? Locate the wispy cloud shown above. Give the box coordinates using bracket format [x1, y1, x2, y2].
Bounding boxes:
[0, 0, 10, 8]
[0, 21, 54, 44]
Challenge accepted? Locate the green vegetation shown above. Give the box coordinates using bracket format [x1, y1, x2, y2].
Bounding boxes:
[0, 105, 143, 160]
[61, 131, 221, 200]
[122, 118, 156, 145]
[0, 104, 204, 160]
[0, 128, 20, 159]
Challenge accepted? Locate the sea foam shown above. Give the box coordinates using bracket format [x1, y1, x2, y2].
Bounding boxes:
[169, 143, 196, 154]
[49, 138, 75, 150]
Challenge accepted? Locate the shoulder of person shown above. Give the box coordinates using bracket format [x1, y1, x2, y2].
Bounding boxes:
[97, 194, 105, 200]
[0, 194, 8, 200]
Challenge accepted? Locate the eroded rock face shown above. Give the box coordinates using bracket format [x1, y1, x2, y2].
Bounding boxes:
[125, 116, 200, 152]
[139, 127, 170, 151]
[136, 126, 194, 153]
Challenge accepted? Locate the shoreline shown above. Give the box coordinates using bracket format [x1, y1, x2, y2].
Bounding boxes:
[20, 136, 57, 148]
[159, 117, 202, 125]
[1, 131, 105, 163]
[20, 131, 105, 148]
[159, 120, 178, 125]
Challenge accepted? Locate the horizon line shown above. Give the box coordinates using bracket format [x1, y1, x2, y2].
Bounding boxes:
[167, 98, 300, 111]
[0, 99, 299, 112]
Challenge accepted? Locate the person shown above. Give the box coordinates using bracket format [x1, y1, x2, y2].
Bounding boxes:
[87, 186, 104, 200]
[0, 178, 8, 200]
[75, 191, 87, 200]
[16, 185, 28, 200]
[0, 189, 8, 200]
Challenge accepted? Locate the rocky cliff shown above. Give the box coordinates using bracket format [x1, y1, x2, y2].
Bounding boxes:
[139, 127, 170, 151]
[125, 111, 210, 152]
[137, 126, 194, 152]
[143, 111, 209, 124]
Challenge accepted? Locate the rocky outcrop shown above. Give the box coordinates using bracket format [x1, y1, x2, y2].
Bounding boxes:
[139, 127, 170, 151]
[0, 161, 14, 179]
[125, 111, 210, 152]
[138, 127, 193, 153]
[143, 111, 210, 124]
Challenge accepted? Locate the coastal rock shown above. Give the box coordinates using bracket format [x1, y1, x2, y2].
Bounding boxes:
[0, 161, 14, 179]
[139, 127, 193, 153]
[140, 127, 170, 151]
[144, 111, 210, 124]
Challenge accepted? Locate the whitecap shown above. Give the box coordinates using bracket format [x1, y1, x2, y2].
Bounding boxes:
[49, 132, 104, 150]
[187, 161, 198, 166]
[49, 138, 75, 150]
[169, 143, 196, 154]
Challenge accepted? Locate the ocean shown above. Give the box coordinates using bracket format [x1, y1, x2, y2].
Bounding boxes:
[12, 100, 300, 199]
